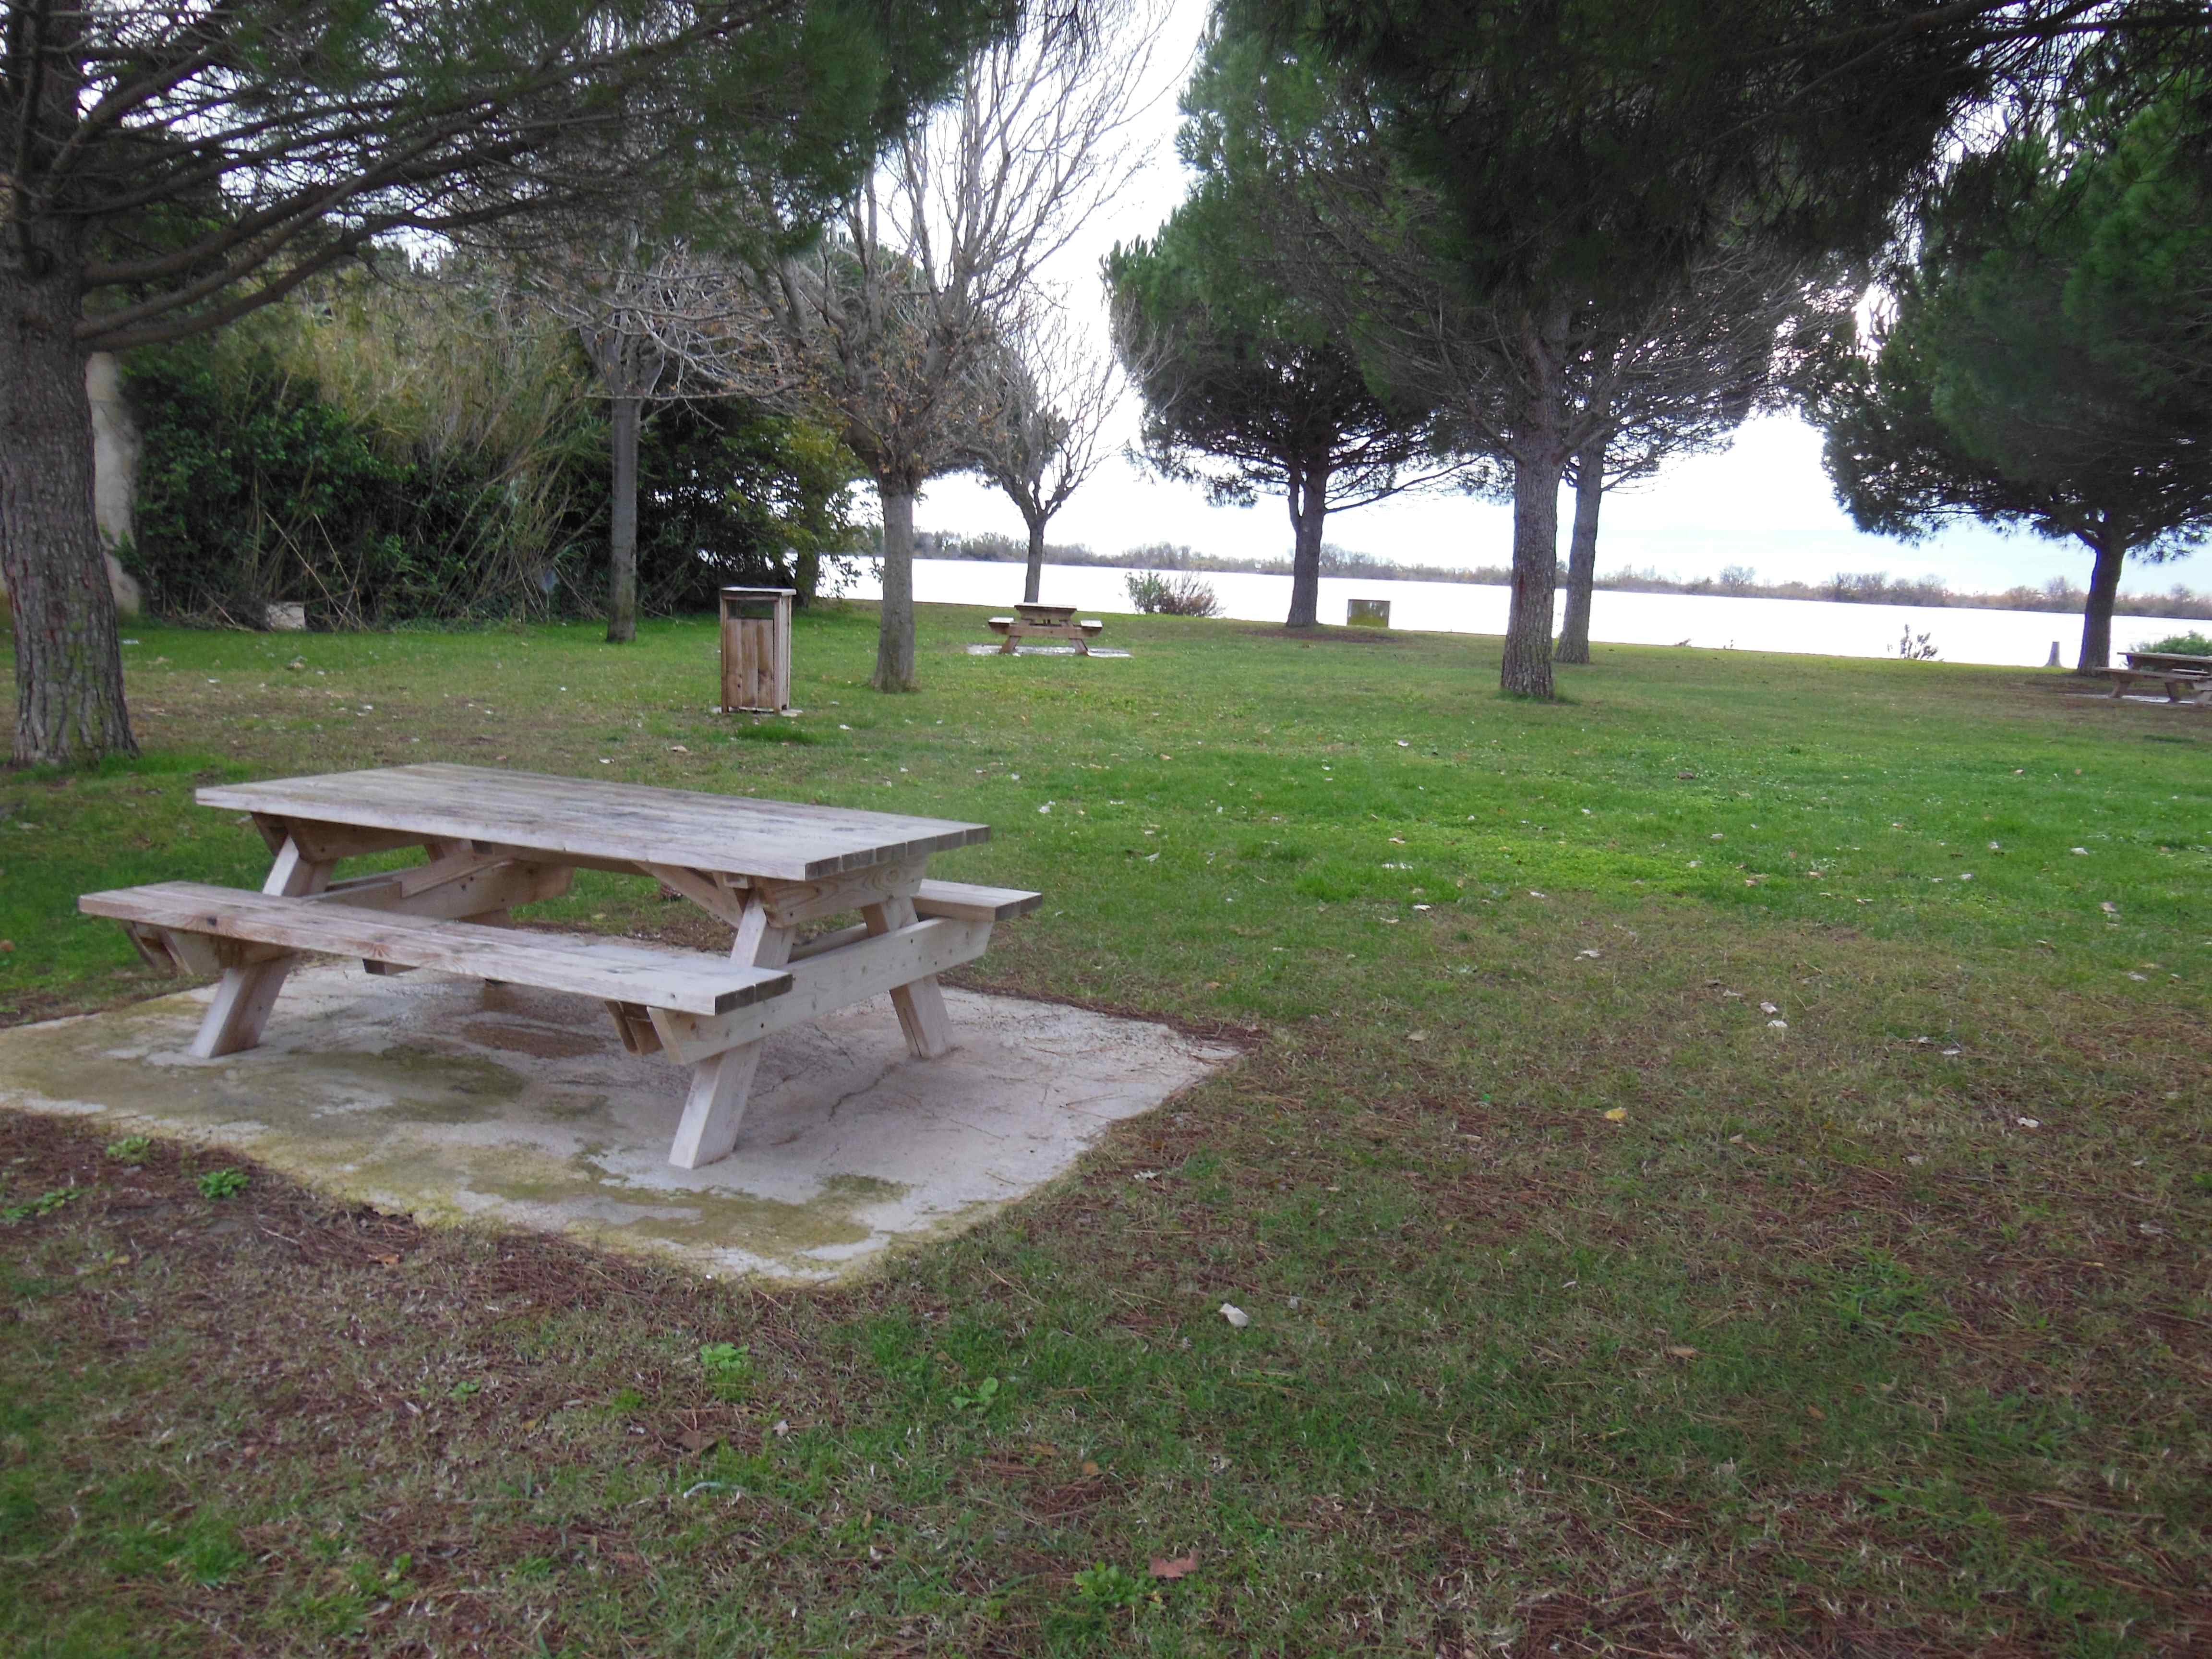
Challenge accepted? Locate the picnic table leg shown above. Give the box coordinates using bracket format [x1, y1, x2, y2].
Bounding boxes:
[668, 894, 794, 1169]
[861, 892, 954, 1059]
[1000, 630, 1018, 654]
[189, 835, 333, 1059]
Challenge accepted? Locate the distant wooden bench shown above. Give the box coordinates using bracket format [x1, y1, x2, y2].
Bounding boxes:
[2098, 667, 2212, 703]
[986, 604, 1106, 655]
[78, 766, 1039, 1170]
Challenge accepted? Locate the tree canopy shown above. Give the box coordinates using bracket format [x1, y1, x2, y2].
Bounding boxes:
[1813, 83, 2212, 670]
[1109, 32, 1455, 631]
[1217, 0, 2209, 697]
[2, 0, 1010, 763]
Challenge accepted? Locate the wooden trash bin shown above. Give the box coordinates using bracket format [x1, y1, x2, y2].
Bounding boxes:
[719, 587, 795, 712]
[1346, 597, 1391, 628]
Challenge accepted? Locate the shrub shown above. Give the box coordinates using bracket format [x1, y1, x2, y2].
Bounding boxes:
[1126, 570, 1221, 617]
[2140, 631, 2212, 656]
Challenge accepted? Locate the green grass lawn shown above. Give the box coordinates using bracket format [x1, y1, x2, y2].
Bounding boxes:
[2, 604, 2208, 1657]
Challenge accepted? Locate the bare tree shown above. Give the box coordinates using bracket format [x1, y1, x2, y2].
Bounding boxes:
[724, 0, 1166, 691]
[522, 230, 787, 642]
[959, 300, 1123, 604]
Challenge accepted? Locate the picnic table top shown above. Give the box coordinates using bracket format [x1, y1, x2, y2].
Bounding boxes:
[1012, 601, 1079, 619]
[197, 764, 990, 881]
[2123, 650, 2212, 671]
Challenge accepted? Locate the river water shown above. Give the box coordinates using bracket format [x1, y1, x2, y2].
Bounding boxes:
[845, 558, 2203, 669]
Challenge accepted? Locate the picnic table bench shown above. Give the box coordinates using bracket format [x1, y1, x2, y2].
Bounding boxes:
[2099, 661, 2212, 702]
[986, 601, 1106, 654]
[79, 765, 1038, 1170]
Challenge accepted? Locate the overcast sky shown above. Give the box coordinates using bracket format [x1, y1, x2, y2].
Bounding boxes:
[906, 0, 2200, 601]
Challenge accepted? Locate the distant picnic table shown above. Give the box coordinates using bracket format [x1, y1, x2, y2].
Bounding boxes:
[986, 601, 1105, 654]
[79, 765, 1038, 1170]
[2102, 650, 2212, 702]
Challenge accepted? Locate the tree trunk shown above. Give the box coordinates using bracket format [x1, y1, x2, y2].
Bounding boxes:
[875, 485, 918, 692]
[1286, 459, 1328, 629]
[1501, 448, 1564, 697]
[605, 394, 640, 644]
[1022, 511, 1047, 605]
[2, 257, 137, 767]
[1501, 311, 1571, 699]
[1555, 437, 1607, 666]
[2076, 529, 2125, 673]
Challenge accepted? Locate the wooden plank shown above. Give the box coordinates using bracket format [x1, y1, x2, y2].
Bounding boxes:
[668, 891, 796, 1169]
[258, 817, 428, 862]
[913, 879, 1042, 922]
[772, 594, 792, 711]
[787, 922, 870, 962]
[865, 892, 953, 1060]
[649, 916, 991, 1064]
[190, 837, 332, 1059]
[323, 857, 574, 920]
[80, 883, 792, 1015]
[753, 855, 926, 926]
[196, 765, 990, 881]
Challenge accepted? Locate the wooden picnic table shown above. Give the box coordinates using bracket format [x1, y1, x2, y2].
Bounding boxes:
[986, 601, 1105, 654]
[79, 764, 1037, 1170]
[2100, 658, 2212, 702]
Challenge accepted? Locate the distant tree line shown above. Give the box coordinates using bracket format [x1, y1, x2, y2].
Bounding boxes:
[919, 530, 2212, 619]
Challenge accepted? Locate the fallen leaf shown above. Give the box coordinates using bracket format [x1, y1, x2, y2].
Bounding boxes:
[1758, 1001, 1779, 1014]
[1666, 1345, 1699, 1359]
[1082, 1460, 1102, 1477]
[677, 1429, 718, 1454]
[1528, 889, 1547, 899]
[1150, 1554, 1199, 1580]
[1805, 1404, 1827, 1421]
[1577, 948, 1601, 959]
[2017, 1117, 2041, 1130]
[370, 1252, 402, 1267]
[1602, 1107, 1628, 1123]
[1219, 1302, 1250, 1328]
[667, 744, 689, 754]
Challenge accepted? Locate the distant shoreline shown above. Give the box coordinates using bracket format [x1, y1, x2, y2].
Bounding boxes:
[912, 553, 2212, 623]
